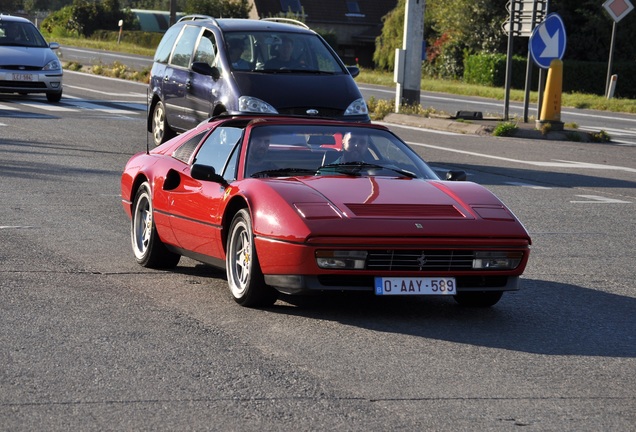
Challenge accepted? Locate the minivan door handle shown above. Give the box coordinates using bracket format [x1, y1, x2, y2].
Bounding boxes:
[185, 79, 192, 89]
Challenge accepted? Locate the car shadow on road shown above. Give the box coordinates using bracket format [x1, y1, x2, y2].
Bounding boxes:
[271, 278, 635, 358]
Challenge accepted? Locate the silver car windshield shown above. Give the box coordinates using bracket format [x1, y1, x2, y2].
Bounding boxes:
[0, 21, 48, 47]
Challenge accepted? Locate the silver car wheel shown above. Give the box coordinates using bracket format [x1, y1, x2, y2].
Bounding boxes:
[152, 101, 167, 146]
[132, 187, 152, 260]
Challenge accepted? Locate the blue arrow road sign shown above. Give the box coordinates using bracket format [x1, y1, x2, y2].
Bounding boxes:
[529, 13, 567, 69]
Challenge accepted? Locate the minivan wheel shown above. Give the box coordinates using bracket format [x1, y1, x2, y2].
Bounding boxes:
[151, 100, 174, 146]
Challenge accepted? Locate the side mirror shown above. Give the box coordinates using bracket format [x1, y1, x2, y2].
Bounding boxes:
[346, 66, 360, 78]
[445, 170, 467, 181]
[191, 164, 228, 187]
[191, 62, 221, 80]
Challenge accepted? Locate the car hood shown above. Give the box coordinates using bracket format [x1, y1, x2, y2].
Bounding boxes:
[0, 46, 56, 68]
[251, 176, 531, 241]
[232, 71, 363, 113]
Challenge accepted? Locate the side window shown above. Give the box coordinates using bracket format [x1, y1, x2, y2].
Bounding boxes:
[154, 25, 181, 63]
[194, 126, 243, 176]
[172, 130, 207, 163]
[169, 25, 200, 68]
[193, 30, 217, 66]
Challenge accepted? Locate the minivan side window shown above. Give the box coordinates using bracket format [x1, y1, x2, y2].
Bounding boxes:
[193, 30, 217, 67]
[154, 25, 181, 63]
[170, 25, 201, 68]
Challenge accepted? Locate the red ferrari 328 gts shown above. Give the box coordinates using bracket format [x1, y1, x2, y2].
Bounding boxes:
[121, 115, 531, 308]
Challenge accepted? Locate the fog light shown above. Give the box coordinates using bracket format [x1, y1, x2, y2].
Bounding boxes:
[316, 250, 367, 269]
[473, 251, 522, 270]
[50, 82, 61, 88]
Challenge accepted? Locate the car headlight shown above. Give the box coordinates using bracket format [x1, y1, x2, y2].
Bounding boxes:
[344, 97, 368, 116]
[43, 59, 61, 71]
[238, 96, 278, 114]
[472, 251, 523, 270]
[316, 250, 367, 269]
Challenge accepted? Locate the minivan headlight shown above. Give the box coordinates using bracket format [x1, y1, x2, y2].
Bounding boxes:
[238, 96, 278, 114]
[344, 98, 368, 116]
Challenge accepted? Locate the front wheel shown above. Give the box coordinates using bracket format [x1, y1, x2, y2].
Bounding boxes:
[46, 91, 62, 103]
[226, 209, 277, 307]
[131, 182, 180, 268]
[151, 100, 174, 146]
[453, 291, 503, 308]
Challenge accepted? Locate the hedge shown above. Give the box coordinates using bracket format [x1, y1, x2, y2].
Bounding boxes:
[464, 53, 636, 98]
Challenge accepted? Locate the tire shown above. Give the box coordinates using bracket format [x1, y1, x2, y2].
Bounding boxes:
[453, 291, 504, 308]
[46, 91, 62, 103]
[151, 100, 174, 146]
[131, 182, 180, 268]
[226, 209, 278, 307]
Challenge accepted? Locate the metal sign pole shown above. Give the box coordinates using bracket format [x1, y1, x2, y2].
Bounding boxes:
[503, 3, 516, 121]
[605, 21, 617, 96]
[522, 1, 540, 123]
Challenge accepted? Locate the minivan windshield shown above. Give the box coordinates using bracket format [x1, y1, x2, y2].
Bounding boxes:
[224, 31, 346, 74]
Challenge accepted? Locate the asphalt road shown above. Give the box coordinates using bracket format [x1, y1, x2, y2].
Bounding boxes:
[1, 72, 635, 430]
[56, 46, 636, 146]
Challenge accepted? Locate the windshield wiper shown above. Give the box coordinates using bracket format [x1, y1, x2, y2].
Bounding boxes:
[317, 162, 417, 178]
[251, 167, 318, 178]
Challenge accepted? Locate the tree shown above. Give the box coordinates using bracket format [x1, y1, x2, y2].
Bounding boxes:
[183, 0, 251, 18]
[373, 0, 406, 70]
[552, 0, 636, 62]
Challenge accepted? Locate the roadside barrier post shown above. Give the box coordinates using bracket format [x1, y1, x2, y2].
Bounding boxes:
[536, 59, 564, 131]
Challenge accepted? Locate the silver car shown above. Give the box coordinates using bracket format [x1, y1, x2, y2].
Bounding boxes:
[0, 14, 63, 102]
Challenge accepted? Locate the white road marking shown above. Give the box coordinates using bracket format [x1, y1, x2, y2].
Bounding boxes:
[375, 121, 461, 136]
[63, 85, 147, 98]
[407, 141, 636, 173]
[20, 102, 77, 112]
[570, 195, 632, 204]
[0, 103, 20, 111]
[505, 181, 551, 189]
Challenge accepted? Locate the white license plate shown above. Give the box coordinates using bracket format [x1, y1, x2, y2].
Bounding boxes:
[12, 73, 35, 81]
[375, 277, 456, 295]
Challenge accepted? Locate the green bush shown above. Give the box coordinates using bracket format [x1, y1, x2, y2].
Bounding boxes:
[464, 53, 530, 89]
[465, 53, 636, 98]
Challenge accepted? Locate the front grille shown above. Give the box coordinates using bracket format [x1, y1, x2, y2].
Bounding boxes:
[366, 250, 474, 271]
[278, 107, 343, 117]
[0, 65, 42, 71]
[0, 81, 47, 89]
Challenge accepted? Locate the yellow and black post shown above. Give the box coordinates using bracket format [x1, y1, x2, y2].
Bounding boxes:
[536, 59, 564, 131]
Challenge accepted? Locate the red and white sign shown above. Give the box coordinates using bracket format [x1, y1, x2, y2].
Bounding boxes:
[603, 0, 634, 23]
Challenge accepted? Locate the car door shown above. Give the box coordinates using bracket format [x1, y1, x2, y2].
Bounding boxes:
[167, 126, 243, 258]
[187, 29, 222, 125]
[163, 25, 200, 131]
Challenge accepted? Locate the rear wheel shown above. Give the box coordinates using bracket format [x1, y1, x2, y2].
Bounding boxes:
[226, 209, 277, 307]
[151, 100, 174, 146]
[131, 181, 180, 268]
[453, 291, 503, 308]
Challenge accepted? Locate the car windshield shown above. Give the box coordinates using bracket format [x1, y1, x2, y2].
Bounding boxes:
[224, 31, 346, 73]
[244, 124, 439, 180]
[0, 21, 48, 47]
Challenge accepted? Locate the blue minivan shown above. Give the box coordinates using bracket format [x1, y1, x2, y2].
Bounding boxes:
[148, 16, 369, 146]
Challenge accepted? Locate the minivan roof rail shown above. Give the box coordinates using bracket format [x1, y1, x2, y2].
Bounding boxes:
[260, 17, 309, 29]
[178, 15, 216, 23]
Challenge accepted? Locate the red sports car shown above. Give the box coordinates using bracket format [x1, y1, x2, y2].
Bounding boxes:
[121, 115, 531, 308]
